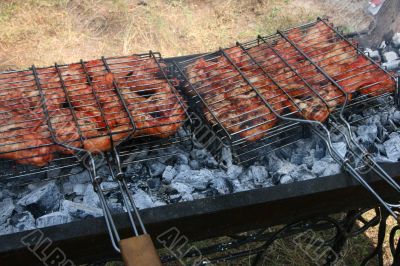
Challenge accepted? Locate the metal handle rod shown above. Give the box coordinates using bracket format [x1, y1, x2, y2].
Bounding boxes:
[122, 178, 147, 235]
[330, 119, 400, 193]
[277, 21, 400, 197]
[95, 181, 121, 252]
[105, 154, 140, 236]
[312, 127, 399, 219]
[109, 150, 147, 235]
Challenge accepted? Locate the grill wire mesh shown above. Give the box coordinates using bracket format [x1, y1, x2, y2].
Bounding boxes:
[0, 52, 191, 184]
[175, 18, 398, 165]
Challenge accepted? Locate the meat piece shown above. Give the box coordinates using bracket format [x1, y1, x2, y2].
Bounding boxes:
[0, 55, 186, 167]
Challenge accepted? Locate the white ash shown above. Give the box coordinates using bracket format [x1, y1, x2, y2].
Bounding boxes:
[393, 33, 400, 48]
[62, 200, 103, 219]
[383, 133, 400, 161]
[17, 181, 60, 215]
[383, 51, 399, 62]
[280, 175, 293, 184]
[364, 48, 380, 61]
[0, 198, 15, 224]
[162, 166, 177, 184]
[69, 167, 91, 184]
[36, 212, 72, 228]
[73, 183, 87, 196]
[83, 185, 100, 208]
[10, 211, 36, 232]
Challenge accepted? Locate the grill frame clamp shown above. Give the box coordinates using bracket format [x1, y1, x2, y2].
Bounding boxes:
[175, 17, 400, 220]
[25, 53, 191, 265]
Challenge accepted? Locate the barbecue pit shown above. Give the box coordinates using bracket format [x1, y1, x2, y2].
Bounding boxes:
[0, 17, 399, 265]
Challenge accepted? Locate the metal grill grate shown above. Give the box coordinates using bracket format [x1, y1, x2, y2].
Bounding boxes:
[175, 18, 398, 165]
[0, 52, 190, 184]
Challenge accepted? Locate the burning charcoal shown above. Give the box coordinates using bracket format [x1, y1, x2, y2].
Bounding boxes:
[266, 153, 284, 172]
[46, 166, 62, 180]
[231, 178, 255, 192]
[210, 177, 232, 195]
[280, 175, 293, 184]
[290, 165, 316, 181]
[227, 164, 243, 180]
[276, 146, 293, 160]
[11, 211, 35, 232]
[73, 196, 83, 203]
[331, 142, 347, 159]
[69, 167, 91, 184]
[364, 48, 381, 60]
[303, 153, 315, 168]
[97, 165, 112, 179]
[331, 133, 345, 143]
[170, 181, 195, 195]
[36, 212, 72, 228]
[162, 166, 177, 184]
[175, 153, 189, 165]
[124, 149, 149, 164]
[220, 147, 233, 166]
[0, 198, 15, 224]
[365, 114, 380, 125]
[177, 127, 191, 138]
[382, 60, 400, 71]
[383, 133, 400, 161]
[83, 185, 100, 208]
[62, 181, 74, 195]
[73, 184, 87, 196]
[192, 193, 206, 200]
[174, 169, 212, 190]
[132, 189, 159, 209]
[295, 139, 315, 152]
[174, 164, 191, 173]
[204, 187, 219, 197]
[190, 149, 208, 162]
[101, 182, 119, 191]
[189, 160, 201, 170]
[168, 194, 182, 204]
[147, 160, 166, 177]
[349, 114, 364, 123]
[246, 165, 269, 186]
[291, 153, 305, 165]
[374, 154, 398, 163]
[147, 178, 161, 190]
[392, 33, 400, 47]
[18, 181, 60, 214]
[0, 222, 14, 235]
[383, 51, 399, 62]
[277, 161, 298, 176]
[314, 143, 325, 160]
[204, 156, 219, 168]
[108, 199, 125, 213]
[62, 200, 103, 219]
[379, 41, 387, 50]
[392, 111, 400, 124]
[312, 157, 341, 177]
[126, 162, 147, 178]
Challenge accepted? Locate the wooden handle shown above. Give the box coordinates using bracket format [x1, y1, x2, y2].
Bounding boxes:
[120, 234, 162, 266]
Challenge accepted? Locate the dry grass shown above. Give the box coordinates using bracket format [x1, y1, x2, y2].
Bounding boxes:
[1, 0, 394, 265]
[0, 0, 325, 70]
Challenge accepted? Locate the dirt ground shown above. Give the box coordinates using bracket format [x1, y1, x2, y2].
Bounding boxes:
[0, 0, 373, 70]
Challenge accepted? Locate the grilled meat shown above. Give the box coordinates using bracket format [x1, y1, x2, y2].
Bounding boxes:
[0, 56, 186, 166]
[186, 20, 395, 142]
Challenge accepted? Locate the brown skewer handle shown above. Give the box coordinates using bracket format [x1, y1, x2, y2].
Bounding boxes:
[120, 234, 162, 266]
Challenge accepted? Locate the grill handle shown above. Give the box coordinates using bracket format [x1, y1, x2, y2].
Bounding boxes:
[120, 234, 162, 266]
